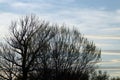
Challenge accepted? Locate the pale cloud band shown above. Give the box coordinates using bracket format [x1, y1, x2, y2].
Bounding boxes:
[86, 35, 120, 40]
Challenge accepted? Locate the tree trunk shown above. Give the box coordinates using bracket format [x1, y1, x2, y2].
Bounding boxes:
[22, 68, 28, 80]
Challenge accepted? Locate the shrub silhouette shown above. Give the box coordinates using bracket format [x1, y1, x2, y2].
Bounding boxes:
[111, 77, 120, 80]
[90, 70, 109, 80]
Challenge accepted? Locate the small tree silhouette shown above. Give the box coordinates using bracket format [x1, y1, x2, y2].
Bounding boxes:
[90, 70, 109, 80]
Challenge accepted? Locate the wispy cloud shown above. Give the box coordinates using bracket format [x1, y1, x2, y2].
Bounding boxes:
[102, 27, 120, 31]
[0, 0, 7, 3]
[11, 2, 38, 9]
[0, 0, 15, 4]
[102, 51, 120, 55]
[85, 35, 120, 40]
[98, 59, 120, 65]
[103, 50, 120, 53]
[95, 43, 113, 47]
[111, 72, 120, 77]
[10, 2, 53, 10]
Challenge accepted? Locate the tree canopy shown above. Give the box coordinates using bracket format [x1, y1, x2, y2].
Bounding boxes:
[0, 15, 101, 80]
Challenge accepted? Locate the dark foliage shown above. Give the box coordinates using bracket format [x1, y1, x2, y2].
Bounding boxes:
[111, 77, 120, 80]
[91, 70, 109, 80]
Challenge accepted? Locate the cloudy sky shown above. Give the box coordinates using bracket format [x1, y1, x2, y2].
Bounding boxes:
[0, 0, 120, 77]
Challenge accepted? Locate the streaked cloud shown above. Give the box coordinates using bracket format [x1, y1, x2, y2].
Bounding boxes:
[108, 59, 120, 63]
[102, 51, 120, 55]
[103, 50, 120, 53]
[98, 59, 120, 65]
[96, 43, 113, 47]
[0, 0, 15, 4]
[10, 2, 53, 10]
[103, 27, 120, 31]
[111, 72, 120, 77]
[85, 35, 120, 40]
[11, 2, 38, 9]
[0, 0, 7, 3]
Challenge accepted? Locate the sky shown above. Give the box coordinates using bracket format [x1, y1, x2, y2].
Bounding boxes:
[0, 0, 120, 77]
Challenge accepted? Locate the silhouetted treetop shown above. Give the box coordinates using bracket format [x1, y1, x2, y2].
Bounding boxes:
[0, 15, 101, 80]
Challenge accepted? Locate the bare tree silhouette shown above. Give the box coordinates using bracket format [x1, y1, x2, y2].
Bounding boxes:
[0, 45, 18, 80]
[0, 15, 101, 80]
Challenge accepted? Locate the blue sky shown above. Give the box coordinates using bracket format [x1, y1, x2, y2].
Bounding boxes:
[0, 0, 120, 77]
